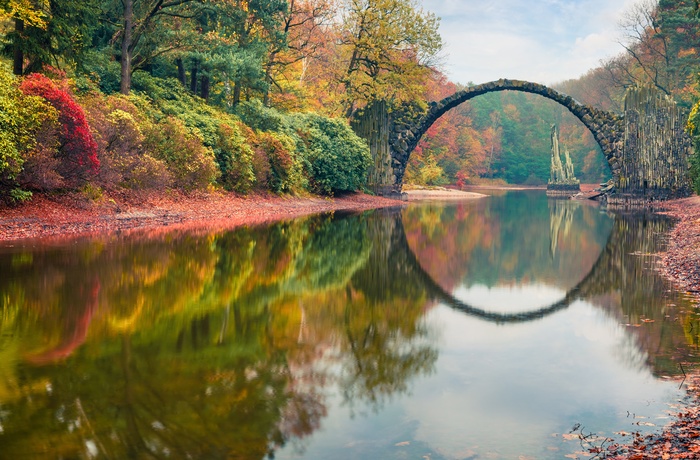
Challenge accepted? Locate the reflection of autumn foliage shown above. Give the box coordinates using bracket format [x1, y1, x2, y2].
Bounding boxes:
[0, 211, 435, 456]
[403, 195, 610, 293]
[19, 73, 99, 186]
[24, 278, 101, 365]
[402, 201, 498, 292]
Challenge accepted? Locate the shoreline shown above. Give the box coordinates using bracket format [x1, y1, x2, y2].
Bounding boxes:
[0, 191, 406, 245]
[657, 195, 700, 301]
[0, 189, 486, 245]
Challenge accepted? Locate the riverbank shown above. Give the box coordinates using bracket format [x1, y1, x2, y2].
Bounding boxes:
[0, 188, 489, 244]
[658, 195, 700, 301]
[0, 191, 406, 243]
[403, 186, 487, 200]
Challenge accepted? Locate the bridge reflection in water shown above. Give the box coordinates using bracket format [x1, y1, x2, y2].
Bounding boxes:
[373, 198, 698, 376]
[0, 194, 698, 459]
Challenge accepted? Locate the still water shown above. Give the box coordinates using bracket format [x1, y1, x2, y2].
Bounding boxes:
[0, 190, 698, 459]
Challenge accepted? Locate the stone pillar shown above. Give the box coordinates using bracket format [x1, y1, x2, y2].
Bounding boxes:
[616, 86, 693, 202]
[351, 102, 400, 197]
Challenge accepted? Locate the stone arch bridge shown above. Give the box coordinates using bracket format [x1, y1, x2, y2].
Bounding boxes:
[352, 79, 692, 201]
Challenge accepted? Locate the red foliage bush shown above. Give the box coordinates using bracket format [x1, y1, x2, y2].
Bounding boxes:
[17, 119, 63, 191]
[237, 124, 269, 191]
[257, 132, 294, 193]
[19, 73, 99, 187]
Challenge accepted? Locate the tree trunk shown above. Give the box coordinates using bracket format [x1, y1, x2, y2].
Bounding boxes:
[12, 19, 24, 75]
[200, 75, 210, 100]
[120, 0, 134, 95]
[262, 87, 270, 107]
[190, 60, 198, 94]
[232, 81, 241, 106]
[176, 58, 186, 86]
[263, 53, 277, 107]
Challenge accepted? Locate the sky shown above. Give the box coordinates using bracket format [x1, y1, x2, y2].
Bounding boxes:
[420, 0, 640, 85]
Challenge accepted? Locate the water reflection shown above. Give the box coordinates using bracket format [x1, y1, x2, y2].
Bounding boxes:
[0, 213, 436, 459]
[0, 192, 698, 459]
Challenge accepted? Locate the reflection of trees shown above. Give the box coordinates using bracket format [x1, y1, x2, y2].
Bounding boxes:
[400, 197, 700, 378]
[0, 211, 438, 458]
[2, 199, 699, 459]
[404, 203, 699, 375]
[333, 209, 436, 411]
[577, 214, 700, 376]
[338, 292, 436, 412]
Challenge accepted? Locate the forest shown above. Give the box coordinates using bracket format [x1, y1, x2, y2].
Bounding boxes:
[1, 0, 700, 205]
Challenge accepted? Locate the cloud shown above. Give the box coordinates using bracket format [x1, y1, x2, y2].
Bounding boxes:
[422, 0, 638, 84]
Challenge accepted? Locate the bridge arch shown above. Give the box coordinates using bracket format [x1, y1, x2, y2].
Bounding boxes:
[388, 79, 625, 192]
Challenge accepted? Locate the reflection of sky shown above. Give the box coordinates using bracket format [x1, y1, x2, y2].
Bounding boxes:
[409, 303, 669, 458]
[279, 301, 682, 460]
[453, 283, 567, 313]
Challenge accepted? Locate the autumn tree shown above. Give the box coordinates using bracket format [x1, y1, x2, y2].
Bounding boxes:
[408, 73, 492, 185]
[0, 63, 57, 202]
[334, 0, 442, 117]
[263, 0, 336, 107]
[555, 67, 625, 112]
[0, 0, 47, 74]
[601, 0, 700, 105]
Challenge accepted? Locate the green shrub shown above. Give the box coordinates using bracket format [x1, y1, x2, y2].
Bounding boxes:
[76, 50, 122, 95]
[686, 101, 700, 194]
[292, 114, 371, 195]
[255, 131, 307, 194]
[214, 122, 255, 193]
[0, 64, 59, 201]
[9, 188, 33, 203]
[244, 126, 271, 191]
[234, 99, 284, 132]
[82, 94, 172, 192]
[523, 173, 546, 186]
[690, 147, 700, 195]
[131, 71, 222, 147]
[143, 116, 219, 192]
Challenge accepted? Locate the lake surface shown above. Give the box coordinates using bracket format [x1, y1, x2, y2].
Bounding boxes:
[1, 190, 699, 459]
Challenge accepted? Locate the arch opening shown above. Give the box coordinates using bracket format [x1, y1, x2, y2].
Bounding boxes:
[389, 79, 624, 191]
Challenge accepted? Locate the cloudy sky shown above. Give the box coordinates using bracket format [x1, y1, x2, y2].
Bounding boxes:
[421, 0, 640, 85]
